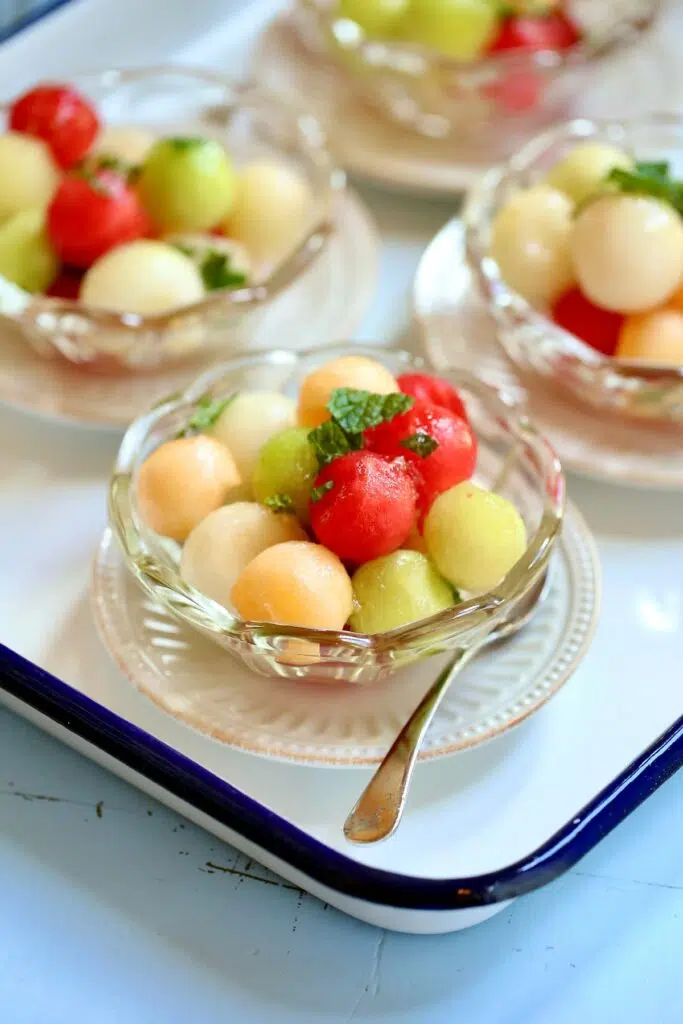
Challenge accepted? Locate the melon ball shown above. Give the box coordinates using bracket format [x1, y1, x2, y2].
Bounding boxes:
[350, 550, 455, 634]
[225, 160, 312, 267]
[180, 502, 306, 610]
[544, 142, 632, 206]
[571, 194, 683, 313]
[81, 240, 205, 315]
[209, 391, 296, 484]
[616, 309, 683, 367]
[297, 356, 399, 428]
[0, 132, 60, 221]
[92, 125, 156, 166]
[490, 184, 575, 307]
[251, 426, 319, 523]
[424, 481, 527, 593]
[231, 541, 353, 630]
[137, 435, 241, 542]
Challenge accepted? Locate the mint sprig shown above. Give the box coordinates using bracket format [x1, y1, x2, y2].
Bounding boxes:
[607, 161, 683, 214]
[308, 419, 362, 468]
[200, 250, 248, 292]
[178, 394, 235, 436]
[264, 493, 295, 514]
[399, 431, 438, 458]
[327, 388, 413, 434]
[310, 480, 334, 503]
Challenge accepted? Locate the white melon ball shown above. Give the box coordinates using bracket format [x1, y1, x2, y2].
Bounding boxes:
[210, 390, 297, 482]
[180, 501, 307, 610]
[225, 160, 312, 268]
[571, 194, 683, 313]
[490, 184, 575, 307]
[81, 240, 205, 315]
[0, 132, 60, 221]
[91, 125, 156, 166]
[544, 142, 632, 205]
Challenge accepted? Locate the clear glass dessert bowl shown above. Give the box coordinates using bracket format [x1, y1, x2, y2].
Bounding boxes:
[3, 66, 342, 371]
[295, 0, 659, 155]
[108, 344, 565, 686]
[464, 114, 683, 423]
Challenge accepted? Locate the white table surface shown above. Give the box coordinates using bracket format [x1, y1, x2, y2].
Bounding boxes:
[2, 1, 683, 1021]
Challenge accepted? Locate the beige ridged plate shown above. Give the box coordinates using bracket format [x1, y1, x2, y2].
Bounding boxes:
[414, 218, 683, 491]
[0, 191, 377, 429]
[91, 512, 600, 768]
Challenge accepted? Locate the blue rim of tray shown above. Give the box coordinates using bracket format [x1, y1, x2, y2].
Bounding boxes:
[2, 639, 683, 912]
[0, 0, 74, 45]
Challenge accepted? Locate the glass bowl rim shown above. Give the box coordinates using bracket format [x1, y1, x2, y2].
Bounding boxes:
[5, 64, 344, 331]
[108, 343, 566, 657]
[463, 113, 683, 386]
[297, 0, 661, 77]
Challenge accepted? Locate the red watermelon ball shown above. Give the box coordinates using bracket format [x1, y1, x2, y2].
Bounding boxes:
[364, 401, 477, 519]
[397, 372, 468, 423]
[552, 286, 624, 357]
[309, 451, 417, 565]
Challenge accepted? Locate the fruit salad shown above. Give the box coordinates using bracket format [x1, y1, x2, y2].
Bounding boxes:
[136, 356, 527, 636]
[0, 82, 314, 315]
[489, 141, 683, 368]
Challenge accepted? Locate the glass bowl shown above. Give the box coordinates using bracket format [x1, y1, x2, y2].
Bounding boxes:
[4, 66, 343, 371]
[108, 344, 565, 686]
[464, 114, 683, 423]
[295, 0, 659, 156]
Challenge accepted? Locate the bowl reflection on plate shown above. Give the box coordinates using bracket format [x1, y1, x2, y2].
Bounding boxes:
[108, 344, 565, 686]
[464, 114, 683, 423]
[6, 67, 343, 372]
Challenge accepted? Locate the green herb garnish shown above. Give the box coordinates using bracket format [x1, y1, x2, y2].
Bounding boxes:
[308, 419, 362, 468]
[607, 160, 683, 213]
[310, 480, 334, 503]
[168, 137, 205, 152]
[326, 388, 413, 434]
[399, 431, 438, 458]
[178, 394, 235, 436]
[264, 493, 295, 514]
[200, 250, 248, 292]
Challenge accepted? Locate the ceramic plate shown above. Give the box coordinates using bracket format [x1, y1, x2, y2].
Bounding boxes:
[91, 508, 599, 768]
[414, 218, 683, 491]
[0, 191, 377, 429]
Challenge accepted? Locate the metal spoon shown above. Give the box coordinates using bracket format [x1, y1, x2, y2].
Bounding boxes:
[343, 573, 550, 845]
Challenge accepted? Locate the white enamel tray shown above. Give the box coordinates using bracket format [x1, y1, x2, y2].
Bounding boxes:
[1, 0, 683, 936]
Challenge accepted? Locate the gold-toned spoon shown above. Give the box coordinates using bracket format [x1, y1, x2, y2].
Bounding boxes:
[343, 573, 550, 845]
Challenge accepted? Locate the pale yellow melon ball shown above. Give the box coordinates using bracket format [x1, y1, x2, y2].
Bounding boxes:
[81, 240, 205, 315]
[210, 391, 296, 482]
[180, 502, 306, 610]
[424, 481, 527, 594]
[297, 356, 399, 428]
[490, 185, 575, 308]
[0, 132, 59, 221]
[544, 142, 632, 205]
[231, 541, 353, 630]
[225, 159, 312, 267]
[91, 125, 156, 166]
[571, 194, 683, 313]
[137, 435, 241, 542]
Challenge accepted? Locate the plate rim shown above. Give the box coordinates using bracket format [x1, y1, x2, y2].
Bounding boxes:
[89, 501, 601, 767]
[413, 216, 683, 492]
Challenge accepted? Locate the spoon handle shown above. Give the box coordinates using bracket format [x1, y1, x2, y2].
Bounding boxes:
[343, 645, 478, 844]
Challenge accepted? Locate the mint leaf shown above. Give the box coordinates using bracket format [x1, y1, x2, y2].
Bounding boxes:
[310, 480, 334, 503]
[327, 388, 413, 434]
[168, 137, 205, 152]
[607, 161, 683, 213]
[200, 250, 248, 292]
[399, 431, 438, 458]
[308, 419, 361, 468]
[179, 394, 236, 436]
[264, 493, 295, 514]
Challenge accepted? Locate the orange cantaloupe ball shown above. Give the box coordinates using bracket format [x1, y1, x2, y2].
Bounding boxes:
[137, 435, 241, 542]
[616, 309, 683, 367]
[297, 356, 398, 428]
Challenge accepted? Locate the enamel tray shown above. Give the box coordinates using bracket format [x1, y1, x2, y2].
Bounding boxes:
[1, 0, 683, 937]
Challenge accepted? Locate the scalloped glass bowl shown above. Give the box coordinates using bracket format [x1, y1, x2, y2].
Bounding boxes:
[5, 67, 342, 372]
[108, 344, 565, 686]
[295, 0, 659, 154]
[464, 115, 683, 423]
